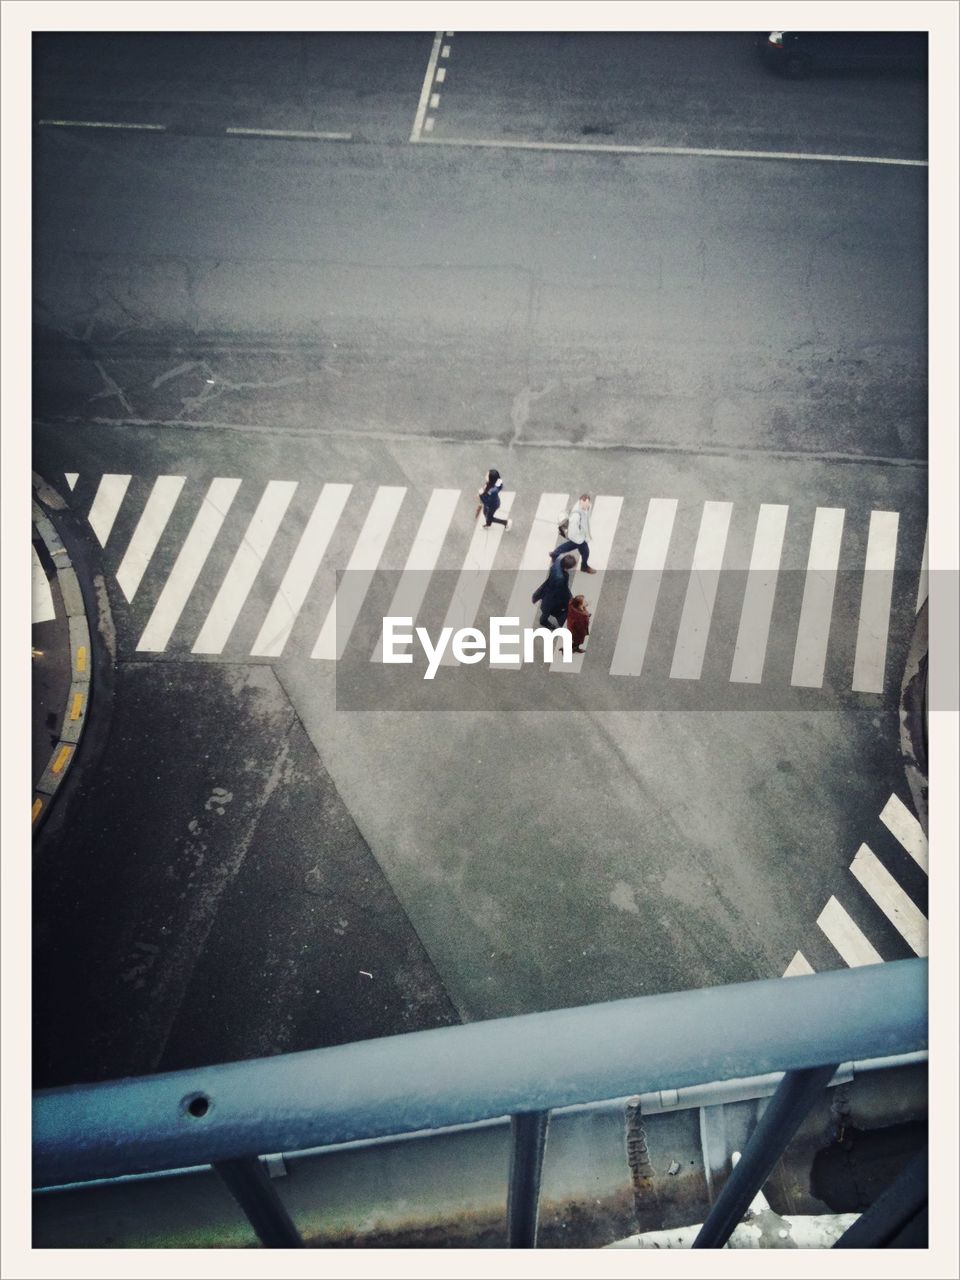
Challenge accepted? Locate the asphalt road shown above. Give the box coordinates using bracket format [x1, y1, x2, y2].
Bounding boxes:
[31, 32, 928, 1087]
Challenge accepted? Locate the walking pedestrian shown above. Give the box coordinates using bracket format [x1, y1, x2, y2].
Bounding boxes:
[532, 553, 577, 630]
[565, 594, 591, 653]
[476, 469, 512, 530]
[549, 493, 597, 573]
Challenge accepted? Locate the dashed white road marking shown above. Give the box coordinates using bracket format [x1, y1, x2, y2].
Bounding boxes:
[250, 483, 352, 659]
[38, 119, 166, 131]
[670, 501, 733, 681]
[500, 492, 569, 667]
[610, 497, 677, 677]
[879, 793, 928, 874]
[193, 481, 298, 655]
[852, 510, 899, 693]
[850, 844, 927, 956]
[783, 951, 814, 978]
[441, 45, 451, 58]
[817, 896, 883, 967]
[370, 488, 461, 663]
[791, 507, 845, 689]
[115, 475, 186, 603]
[551, 495, 624, 674]
[430, 93, 441, 110]
[137, 478, 242, 652]
[32, 545, 55, 624]
[88, 474, 131, 547]
[435, 67, 447, 83]
[730, 504, 789, 684]
[313, 486, 407, 660]
[410, 31, 446, 143]
[225, 127, 351, 141]
[413, 135, 928, 168]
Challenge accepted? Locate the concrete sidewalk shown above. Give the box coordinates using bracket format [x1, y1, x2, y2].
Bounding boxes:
[32, 478, 93, 833]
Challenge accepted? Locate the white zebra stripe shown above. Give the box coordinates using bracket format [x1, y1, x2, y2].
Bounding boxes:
[879, 793, 928, 874]
[438, 492, 515, 664]
[115, 476, 186, 603]
[609, 498, 678, 678]
[916, 525, 927, 613]
[791, 507, 845, 689]
[852, 511, 899, 694]
[729, 504, 789, 684]
[817, 896, 883, 967]
[88, 474, 131, 547]
[669, 502, 733, 681]
[64, 473, 79, 491]
[550, 495, 624, 674]
[136, 478, 242, 652]
[313, 486, 407, 660]
[32, 545, 55, 623]
[250, 483, 352, 658]
[783, 951, 814, 978]
[849, 844, 927, 956]
[193, 481, 298, 655]
[498, 493, 569, 668]
[370, 488, 461, 663]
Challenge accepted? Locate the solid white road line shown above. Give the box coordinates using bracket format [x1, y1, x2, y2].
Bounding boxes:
[313, 486, 407, 660]
[136, 478, 242, 652]
[225, 127, 352, 141]
[413, 135, 928, 168]
[115, 475, 186, 603]
[669, 501, 733, 681]
[38, 119, 166, 131]
[551, 495, 624, 674]
[879, 793, 928, 874]
[852, 510, 899, 694]
[250, 483, 352, 658]
[609, 498, 678, 677]
[370, 487, 461, 663]
[916, 524, 928, 613]
[791, 507, 845, 689]
[87, 474, 132, 547]
[410, 32, 445, 143]
[439, 492, 515, 664]
[192, 480, 298, 655]
[783, 951, 814, 978]
[850, 844, 927, 956]
[64, 473, 78, 490]
[499, 492, 569, 667]
[730, 504, 789, 684]
[817, 896, 883, 967]
[32, 545, 55, 624]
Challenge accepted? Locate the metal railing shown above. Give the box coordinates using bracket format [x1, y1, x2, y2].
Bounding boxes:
[33, 958, 927, 1248]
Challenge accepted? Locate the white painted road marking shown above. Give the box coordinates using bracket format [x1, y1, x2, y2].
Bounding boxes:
[730, 504, 789, 684]
[500, 492, 569, 667]
[817, 896, 883, 967]
[551, 495, 624, 674]
[193, 480, 298, 655]
[370, 488, 461, 663]
[64, 473, 78, 491]
[413, 135, 928, 168]
[879, 793, 928, 874]
[791, 507, 845, 689]
[250, 483, 352, 658]
[313, 486, 407, 660]
[783, 951, 814, 978]
[38, 119, 166, 131]
[852, 510, 899, 693]
[670, 501, 733, 681]
[439, 491, 515, 664]
[610, 498, 678, 677]
[410, 32, 445, 143]
[115, 475, 186, 602]
[137, 478, 242, 652]
[32, 545, 55, 623]
[850, 844, 927, 956]
[88, 474, 131, 547]
[225, 127, 352, 141]
[916, 524, 928, 613]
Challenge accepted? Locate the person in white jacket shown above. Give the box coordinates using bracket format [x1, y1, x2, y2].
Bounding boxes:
[549, 493, 598, 573]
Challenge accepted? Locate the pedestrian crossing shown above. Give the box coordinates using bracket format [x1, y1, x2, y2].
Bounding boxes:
[784, 792, 928, 977]
[71, 472, 925, 691]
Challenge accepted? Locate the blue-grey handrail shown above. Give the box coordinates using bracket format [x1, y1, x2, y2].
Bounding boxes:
[33, 959, 926, 1189]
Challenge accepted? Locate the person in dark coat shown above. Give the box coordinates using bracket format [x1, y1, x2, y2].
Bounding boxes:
[476, 468, 512, 530]
[531, 553, 577, 629]
[565, 594, 591, 653]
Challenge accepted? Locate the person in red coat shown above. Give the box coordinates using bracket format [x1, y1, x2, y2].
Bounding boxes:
[565, 594, 591, 653]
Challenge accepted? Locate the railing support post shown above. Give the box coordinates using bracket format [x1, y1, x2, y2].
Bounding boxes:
[692, 1063, 838, 1248]
[214, 1156, 304, 1248]
[507, 1110, 550, 1247]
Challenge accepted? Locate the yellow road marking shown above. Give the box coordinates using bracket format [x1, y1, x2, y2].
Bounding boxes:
[52, 745, 72, 774]
[75, 646, 87, 673]
[32, 798, 43, 822]
[70, 692, 85, 720]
